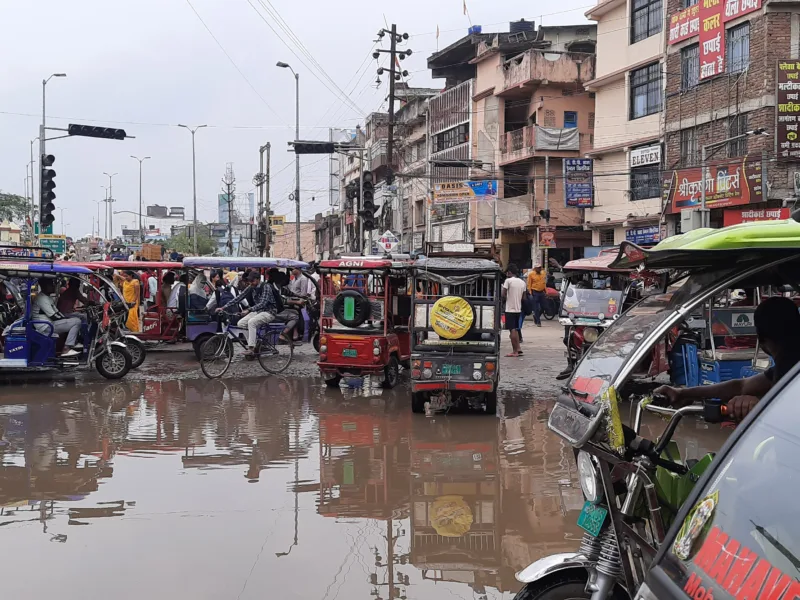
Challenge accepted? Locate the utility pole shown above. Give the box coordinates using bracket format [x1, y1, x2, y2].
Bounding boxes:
[255, 142, 272, 257]
[103, 172, 117, 241]
[130, 155, 151, 242]
[221, 163, 236, 256]
[277, 62, 302, 260]
[178, 124, 207, 254]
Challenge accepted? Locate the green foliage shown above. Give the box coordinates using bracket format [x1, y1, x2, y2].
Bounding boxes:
[0, 192, 29, 222]
[166, 229, 217, 256]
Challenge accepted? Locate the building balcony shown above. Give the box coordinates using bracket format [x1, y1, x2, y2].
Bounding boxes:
[476, 194, 534, 230]
[499, 125, 580, 165]
[499, 50, 594, 97]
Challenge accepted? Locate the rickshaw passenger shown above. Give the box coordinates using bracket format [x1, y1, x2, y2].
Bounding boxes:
[657, 296, 800, 421]
[160, 271, 175, 308]
[33, 278, 82, 357]
[57, 278, 92, 324]
[267, 268, 302, 344]
[218, 271, 278, 355]
[120, 271, 141, 332]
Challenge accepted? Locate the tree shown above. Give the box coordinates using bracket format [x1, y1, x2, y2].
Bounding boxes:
[165, 228, 217, 256]
[0, 192, 29, 223]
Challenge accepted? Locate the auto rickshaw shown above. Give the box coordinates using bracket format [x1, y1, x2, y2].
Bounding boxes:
[556, 249, 651, 380]
[317, 255, 413, 388]
[512, 219, 800, 600]
[0, 253, 133, 379]
[409, 249, 502, 414]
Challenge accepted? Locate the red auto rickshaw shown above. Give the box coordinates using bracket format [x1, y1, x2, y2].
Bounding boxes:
[317, 256, 413, 388]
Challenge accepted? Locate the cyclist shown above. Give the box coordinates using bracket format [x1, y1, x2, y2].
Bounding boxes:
[217, 271, 279, 356]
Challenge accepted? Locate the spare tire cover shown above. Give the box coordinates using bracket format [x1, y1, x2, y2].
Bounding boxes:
[332, 289, 371, 327]
[430, 296, 474, 339]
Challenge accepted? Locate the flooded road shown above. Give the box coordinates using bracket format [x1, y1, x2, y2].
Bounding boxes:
[0, 374, 730, 600]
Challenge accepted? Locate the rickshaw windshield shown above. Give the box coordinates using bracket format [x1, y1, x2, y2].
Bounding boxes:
[561, 287, 625, 319]
[658, 367, 800, 588]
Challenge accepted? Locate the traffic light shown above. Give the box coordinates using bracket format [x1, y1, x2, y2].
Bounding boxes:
[360, 171, 376, 231]
[539, 209, 551, 223]
[345, 181, 359, 209]
[291, 141, 335, 155]
[40, 154, 56, 228]
[67, 124, 127, 140]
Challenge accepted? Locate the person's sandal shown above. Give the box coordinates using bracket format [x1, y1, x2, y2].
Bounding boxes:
[279, 333, 293, 345]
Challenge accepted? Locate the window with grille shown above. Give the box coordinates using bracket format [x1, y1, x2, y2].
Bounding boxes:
[680, 128, 698, 167]
[589, 112, 595, 129]
[564, 111, 578, 129]
[631, 0, 663, 43]
[544, 110, 556, 127]
[681, 44, 699, 90]
[599, 229, 615, 245]
[478, 228, 494, 240]
[547, 176, 557, 193]
[728, 114, 749, 157]
[630, 63, 662, 120]
[630, 165, 661, 200]
[682, 0, 697, 6]
[727, 23, 750, 74]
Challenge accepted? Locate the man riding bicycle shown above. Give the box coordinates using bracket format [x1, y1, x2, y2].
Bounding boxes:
[217, 271, 278, 356]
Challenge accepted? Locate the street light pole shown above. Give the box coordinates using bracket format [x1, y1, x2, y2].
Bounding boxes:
[277, 62, 302, 260]
[130, 155, 151, 242]
[700, 128, 768, 228]
[178, 124, 207, 254]
[103, 172, 118, 240]
[39, 73, 65, 237]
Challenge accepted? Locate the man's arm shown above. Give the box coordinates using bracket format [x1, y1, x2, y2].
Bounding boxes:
[222, 287, 250, 310]
[249, 285, 274, 313]
[656, 373, 772, 405]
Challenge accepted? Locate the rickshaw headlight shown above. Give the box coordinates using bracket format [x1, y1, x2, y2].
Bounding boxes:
[473, 370, 482, 381]
[319, 345, 327, 353]
[577, 451, 602, 503]
[373, 347, 381, 356]
[597, 313, 605, 321]
[583, 327, 599, 344]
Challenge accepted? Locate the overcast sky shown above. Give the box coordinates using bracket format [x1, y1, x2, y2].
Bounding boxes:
[0, 0, 592, 239]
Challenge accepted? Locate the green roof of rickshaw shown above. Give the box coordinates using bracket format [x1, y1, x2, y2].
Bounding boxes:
[651, 220, 800, 251]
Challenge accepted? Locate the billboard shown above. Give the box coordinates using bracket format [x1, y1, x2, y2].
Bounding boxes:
[625, 225, 661, 245]
[723, 207, 790, 226]
[777, 60, 800, 161]
[663, 157, 763, 213]
[668, 5, 700, 44]
[699, 0, 725, 80]
[563, 158, 594, 208]
[432, 180, 497, 204]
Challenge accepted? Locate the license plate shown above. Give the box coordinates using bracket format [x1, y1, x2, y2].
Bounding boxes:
[576, 501, 608, 537]
[342, 348, 358, 358]
[442, 364, 461, 375]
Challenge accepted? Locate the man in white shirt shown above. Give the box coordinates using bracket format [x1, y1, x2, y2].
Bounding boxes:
[33, 278, 83, 357]
[289, 267, 315, 299]
[502, 263, 527, 357]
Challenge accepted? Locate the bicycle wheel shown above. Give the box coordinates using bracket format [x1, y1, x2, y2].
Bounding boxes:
[257, 330, 294, 374]
[200, 334, 233, 379]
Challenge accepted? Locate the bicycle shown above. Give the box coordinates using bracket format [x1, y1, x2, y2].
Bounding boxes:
[199, 313, 294, 379]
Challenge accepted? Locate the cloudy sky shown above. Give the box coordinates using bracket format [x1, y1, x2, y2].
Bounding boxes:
[0, 0, 592, 239]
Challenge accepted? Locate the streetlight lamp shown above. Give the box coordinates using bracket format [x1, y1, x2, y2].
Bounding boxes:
[178, 124, 207, 254]
[103, 172, 118, 240]
[40, 73, 65, 236]
[130, 155, 151, 242]
[277, 61, 302, 260]
[700, 128, 769, 228]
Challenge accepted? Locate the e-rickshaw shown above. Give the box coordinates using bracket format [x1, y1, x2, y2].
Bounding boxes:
[0, 251, 133, 380]
[557, 250, 649, 380]
[409, 251, 502, 414]
[512, 220, 800, 600]
[317, 255, 413, 388]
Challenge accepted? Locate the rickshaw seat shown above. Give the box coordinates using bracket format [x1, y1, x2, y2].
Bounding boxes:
[701, 348, 769, 361]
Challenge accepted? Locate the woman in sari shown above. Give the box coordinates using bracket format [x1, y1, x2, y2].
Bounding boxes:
[121, 270, 141, 332]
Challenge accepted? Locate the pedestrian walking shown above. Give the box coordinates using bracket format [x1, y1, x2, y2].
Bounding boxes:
[502, 263, 526, 357]
[526, 264, 547, 327]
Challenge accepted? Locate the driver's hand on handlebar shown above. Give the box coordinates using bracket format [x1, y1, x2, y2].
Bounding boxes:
[653, 385, 691, 407]
[726, 395, 759, 421]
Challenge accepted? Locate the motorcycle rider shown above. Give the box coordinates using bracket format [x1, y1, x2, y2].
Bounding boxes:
[656, 296, 800, 420]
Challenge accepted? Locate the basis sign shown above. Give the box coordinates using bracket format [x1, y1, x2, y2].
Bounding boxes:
[432, 180, 497, 205]
[563, 158, 594, 208]
[723, 206, 790, 226]
[776, 60, 800, 160]
[663, 157, 763, 212]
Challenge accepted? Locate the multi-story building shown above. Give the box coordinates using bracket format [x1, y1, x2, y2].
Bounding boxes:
[584, 0, 665, 250]
[471, 23, 597, 267]
[662, 0, 799, 232]
[395, 85, 439, 252]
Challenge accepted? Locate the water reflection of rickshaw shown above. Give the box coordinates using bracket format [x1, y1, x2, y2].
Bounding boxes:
[410, 417, 507, 595]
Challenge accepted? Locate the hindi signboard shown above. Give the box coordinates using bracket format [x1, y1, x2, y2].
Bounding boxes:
[699, 0, 725, 80]
[723, 206, 790, 226]
[777, 60, 800, 161]
[563, 158, 594, 208]
[663, 157, 763, 213]
[668, 5, 700, 44]
[38, 234, 67, 255]
[432, 180, 497, 205]
[539, 226, 556, 248]
[625, 225, 661, 245]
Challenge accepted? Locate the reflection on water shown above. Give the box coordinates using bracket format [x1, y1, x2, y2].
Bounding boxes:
[0, 380, 729, 599]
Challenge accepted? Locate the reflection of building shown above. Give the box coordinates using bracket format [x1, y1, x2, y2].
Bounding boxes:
[410, 418, 507, 594]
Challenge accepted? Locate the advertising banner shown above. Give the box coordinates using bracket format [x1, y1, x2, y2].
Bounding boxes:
[668, 5, 700, 44]
[699, 0, 725, 80]
[563, 158, 594, 208]
[625, 225, 661, 245]
[776, 60, 800, 161]
[663, 157, 763, 212]
[723, 207, 790, 226]
[539, 225, 556, 248]
[432, 180, 497, 205]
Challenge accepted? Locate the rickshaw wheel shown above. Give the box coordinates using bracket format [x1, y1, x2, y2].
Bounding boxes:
[411, 392, 427, 413]
[324, 374, 342, 387]
[96, 346, 132, 380]
[312, 332, 320, 352]
[125, 338, 146, 369]
[382, 356, 400, 388]
[484, 391, 498, 415]
[256, 333, 294, 374]
[192, 333, 214, 361]
[513, 575, 590, 600]
[199, 335, 233, 379]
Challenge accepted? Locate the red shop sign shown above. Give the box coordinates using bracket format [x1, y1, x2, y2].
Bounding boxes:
[668, 5, 700, 44]
[722, 206, 790, 226]
[663, 157, 763, 213]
